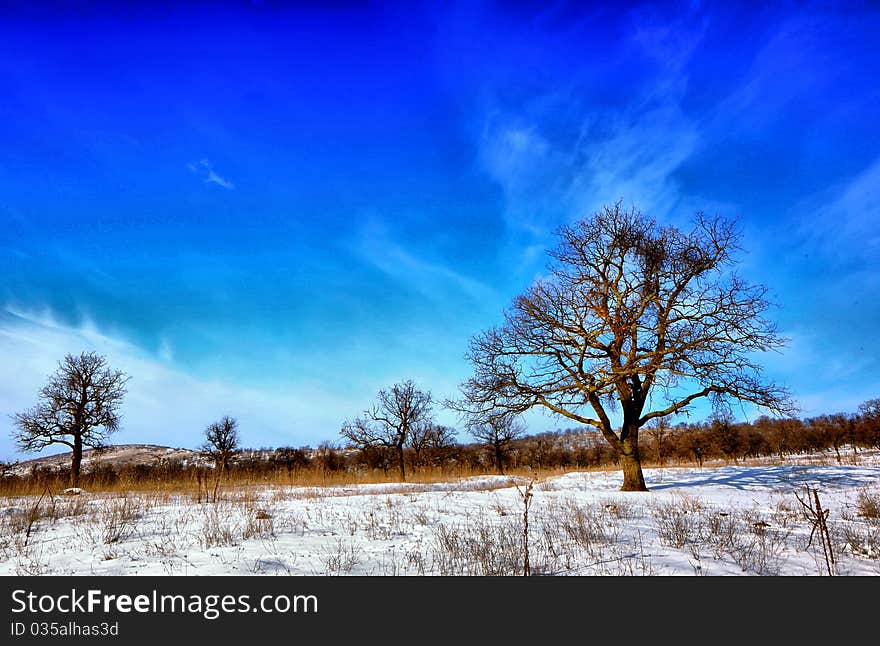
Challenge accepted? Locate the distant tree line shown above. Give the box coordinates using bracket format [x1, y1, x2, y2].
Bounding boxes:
[5, 398, 878, 492]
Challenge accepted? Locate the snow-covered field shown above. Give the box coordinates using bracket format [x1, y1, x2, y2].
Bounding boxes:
[2, 456, 879, 576]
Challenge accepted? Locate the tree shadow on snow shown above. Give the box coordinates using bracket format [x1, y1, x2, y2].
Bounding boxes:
[646, 464, 880, 492]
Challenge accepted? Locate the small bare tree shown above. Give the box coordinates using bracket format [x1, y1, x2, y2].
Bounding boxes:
[643, 418, 671, 466]
[468, 415, 526, 475]
[201, 416, 240, 502]
[274, 446, 311, 477]
[451, 204, 793, 491]
[710, 411, 743, 464]
[409, 422, 456, 469]
[12, 351, 129, 487]
[340, 380, 432, 481]
[856, 399, 880, 449]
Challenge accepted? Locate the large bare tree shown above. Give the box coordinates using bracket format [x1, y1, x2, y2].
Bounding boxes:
[452, 204, 793, 491]
[12, 351, 129, 487]
[340, 380, 432, 481]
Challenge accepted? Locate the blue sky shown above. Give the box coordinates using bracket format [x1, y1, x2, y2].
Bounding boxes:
[1, 1, 879, 460]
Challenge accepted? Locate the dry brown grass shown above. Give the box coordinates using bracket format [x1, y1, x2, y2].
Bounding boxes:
[0, 464, 588, 498]
[7, 446, 861, 500]
[856, 488, 880, 519]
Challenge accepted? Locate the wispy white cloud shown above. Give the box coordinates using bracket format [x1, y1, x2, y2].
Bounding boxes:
[187, 159, 235, 189]
[568, 104, 699, 222]
[703, 15, 828, 136]
[477, 8, 706, 241]
[205, 170, 234, 189]
[761, 153, 880, 281]
[478, 98, 700, 243]
[627, 7, 707, 77]
[0, 246, 33, 260]
[351, 219, 498, 305]
[157, 337, 174, 363]
[478, 121, 570, 236]
[0, 308, 351, 461]
[759, 328, 879, 418]
[815, 155, 880, 257]
[730, 156, 880, 421]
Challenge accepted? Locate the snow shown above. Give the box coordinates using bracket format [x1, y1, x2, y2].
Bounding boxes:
[2, 454, 879, 576]
[6, 444, 202, 477]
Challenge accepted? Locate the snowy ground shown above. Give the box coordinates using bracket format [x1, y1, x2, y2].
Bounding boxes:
[2, 455, 879, 576]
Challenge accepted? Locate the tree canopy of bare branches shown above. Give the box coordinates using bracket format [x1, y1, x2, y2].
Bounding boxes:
[201, 416, 240, 471]
[12, 351, 129, 487]
[409, 422, 456, 468]
[468, 415, 526, 474]
[199, 415, 240, 503]
[452, 203, 793, 490]
[858, 398, 880, 422]
[340, 380, 433, 481]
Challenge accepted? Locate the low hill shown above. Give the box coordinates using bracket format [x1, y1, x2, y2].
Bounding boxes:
[4, 444, 202, 477]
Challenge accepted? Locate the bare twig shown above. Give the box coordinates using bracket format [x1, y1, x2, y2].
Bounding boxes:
[794, 486, 835, 576]
[24, 484, 55, 547]
[513, 478, 535, 576]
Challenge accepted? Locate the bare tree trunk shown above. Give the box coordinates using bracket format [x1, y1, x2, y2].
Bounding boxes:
[212, 463, 224, 503]
[410, 448, 421, 472]
[521, 481, 533, 576]
[397, 444, 406, 482]
[494, 441, 505, 475]
[70, 435, 83, 488]
[619, 434, 648, 491]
